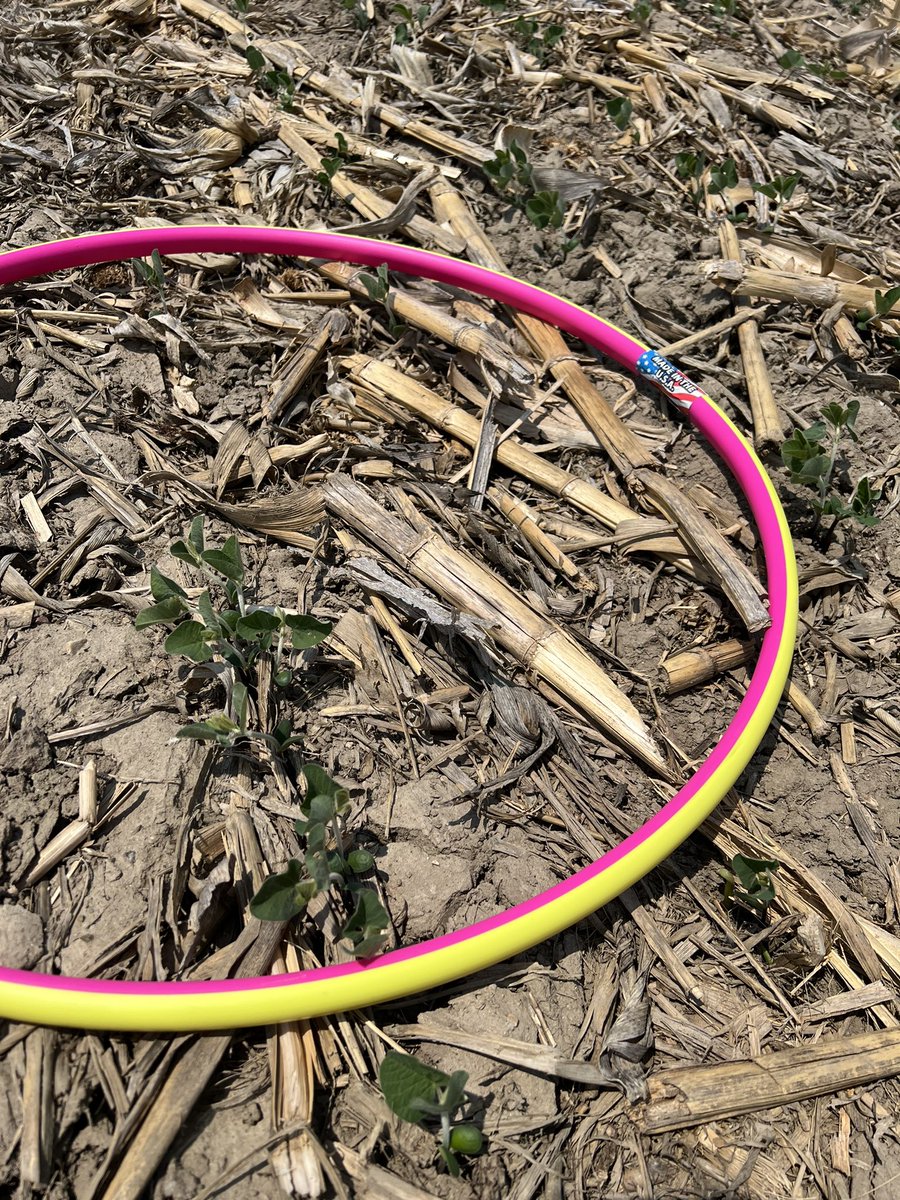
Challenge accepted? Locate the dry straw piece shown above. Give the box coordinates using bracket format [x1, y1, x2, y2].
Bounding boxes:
[323, 473, 669, 776]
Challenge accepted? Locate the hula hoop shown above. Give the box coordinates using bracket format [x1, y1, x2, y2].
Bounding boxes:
[0, 228, 797, 1032]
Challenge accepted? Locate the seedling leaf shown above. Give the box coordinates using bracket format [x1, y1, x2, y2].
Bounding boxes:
[341, 886, 390, 958]
[150, 566, 187, 602]
[249, 859, 314, 921]
[285, 613, 332, 648]
[135, 596, 186, 629]
[378, 1052, 455, 1124]
[201, 535, 243, 582]
[175, 715, 240, 744]
[236, 610, 281, 640]
[302, 764, 349, 814]
[164, 620, 213, 662]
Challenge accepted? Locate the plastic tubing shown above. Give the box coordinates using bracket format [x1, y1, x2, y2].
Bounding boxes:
[0, 229, 798, 1032]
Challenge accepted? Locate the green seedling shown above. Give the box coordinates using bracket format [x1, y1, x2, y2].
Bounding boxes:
[136, 516, 331, 749]
[379, 1052, 485, 1176]
[483, 141, 567, 234]
[358, 263, 406, 337]
[512, 16, 564, 63]
[137, 519, 385, 960]
[524, 190, 565, 230]
[132, 248, 167, 308]
[781, 400, 880, 536]
[777, 49, 804, 73]
[674, 150, 707, 208]
[752, 172, 801, 205]
[250, 764, 389, 959]
[315, 131, 356, 192]
[629, 0, 653, 26]
[606, 96, 633, 132]
[708, 156, 738, 195]
[244, 44, 295, 110]
[392, 2, 429, 45]
[341, 0, 371, 29]
[719, 854, 779, 917]
[857, 285, 900, 332]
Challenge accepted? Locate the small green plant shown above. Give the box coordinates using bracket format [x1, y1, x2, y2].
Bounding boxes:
[132, 248, 168, 309]
[392, 2, 429, 44]
[674, 150, 707, 208]
[137, 519, 387, 960]
[136, 517, 331, 749]
[483, 141, 566, 233]
[358, 263, 406, 336]
[629, 0, 653, 25]
[379, 1052, 485, 1176]
[857, 285, 900, 332]
[606, 96, 633, 132]
[512, 16, 564, 63]
[250, 765, 389, 958]
[781, 401, 881, 534]
[524, 190, 565, 230]
[752, 172, 801, 205]
[777, 48, 804, 73]
[341, 0, 371, 29]
[720, 854, 779, 917]
[708, 156, 738, 195]
[244, 44, 295, 110]
[315, 131, 354, 192]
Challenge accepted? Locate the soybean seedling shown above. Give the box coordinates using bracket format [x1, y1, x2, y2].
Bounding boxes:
[315, 131, 356, 193]
[132, 248, 168, 310]
[857, 285, 900, 335]
[483, 141, 566, 233]
[135, 516, 330, 751]
[781, 400, 880, 540]
[392, 2, 429, 45]
[244, 44, 295, 110]
[137, 519, 388, 960]
[674, 150, 707, 209]
[719, 854, 779, 918]
[379, 1051, 485, 1176]
[512, 16, 564, 64]
[341, 0, 371, 29]
[250, 764, 389, 960]
[629, 0, 653, 27]
[358, 263, 406, 337]
[606, 96, 633, 132]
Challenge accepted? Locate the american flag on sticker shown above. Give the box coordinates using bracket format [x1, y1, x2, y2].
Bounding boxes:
[636, 350, 703, 410]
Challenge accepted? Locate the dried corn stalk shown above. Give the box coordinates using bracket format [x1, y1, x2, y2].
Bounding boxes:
[324, 474, 668, 776]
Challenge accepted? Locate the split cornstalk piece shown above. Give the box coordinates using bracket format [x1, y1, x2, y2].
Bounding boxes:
[276, 118, 464, 255]
[717, 219, 786, 451]
[429, 181, 771, 634]
[487, 485, 584, 583]
[634, 471, 770, 634]
[265, 311, 348, 425]
[317, 262, 533, 390]
[430, 178, 655, 477]
[323, 474, 669, 777]
[342, 352, 640, 534]
[661, 639, 756, 693]
[643, 1029, 900, 1132]
[710, 260, 900, 325]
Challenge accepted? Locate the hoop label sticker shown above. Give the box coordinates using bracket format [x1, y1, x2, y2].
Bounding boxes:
[636, 350, 701, 410]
